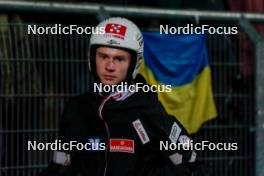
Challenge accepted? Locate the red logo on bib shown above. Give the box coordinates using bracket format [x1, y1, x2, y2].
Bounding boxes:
[110, 139, 134, 153]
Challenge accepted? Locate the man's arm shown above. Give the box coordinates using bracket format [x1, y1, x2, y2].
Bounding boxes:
[39, 100, 79, 176]
[137, 92, 208, 176]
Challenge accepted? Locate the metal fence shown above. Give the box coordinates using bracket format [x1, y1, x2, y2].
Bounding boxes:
[196, 32, 255, 176]
[0, 2, 264, 176]
[0, 22, 91, 175]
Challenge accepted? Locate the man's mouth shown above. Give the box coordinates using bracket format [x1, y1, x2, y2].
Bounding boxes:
[103, 75, 115, 80]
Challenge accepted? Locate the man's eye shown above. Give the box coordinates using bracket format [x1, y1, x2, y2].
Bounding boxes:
[100, 55, 107, 59]
[116, 58, 125, 62]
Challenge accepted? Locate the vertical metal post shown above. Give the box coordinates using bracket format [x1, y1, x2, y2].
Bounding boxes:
[237, 18, 264, 176]
[256, 41, 264, 176]
[0, 99, 2, 176]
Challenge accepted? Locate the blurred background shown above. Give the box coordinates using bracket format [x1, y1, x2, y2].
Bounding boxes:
[0, 0, 264, 176]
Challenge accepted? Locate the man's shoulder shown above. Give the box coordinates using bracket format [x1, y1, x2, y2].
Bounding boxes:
[65, 92, 100, 108]
[130, 90, 159, 108]
[60, 92, 100, 122]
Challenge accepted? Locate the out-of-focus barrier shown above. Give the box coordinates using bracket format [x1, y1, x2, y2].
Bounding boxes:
[0, 1, 264, 176]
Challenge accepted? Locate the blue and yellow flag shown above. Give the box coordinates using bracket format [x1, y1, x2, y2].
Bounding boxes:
[140, 32, 217, 134]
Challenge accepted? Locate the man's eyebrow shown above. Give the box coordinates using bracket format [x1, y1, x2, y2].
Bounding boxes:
[97, 51, 108, 56]
[114, 55, 126, 59]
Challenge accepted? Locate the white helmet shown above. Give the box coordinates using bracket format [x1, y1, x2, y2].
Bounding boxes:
[88, 17, 144, 80]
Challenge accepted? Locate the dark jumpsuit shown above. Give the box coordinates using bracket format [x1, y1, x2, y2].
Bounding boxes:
[40, 90, 199, 176]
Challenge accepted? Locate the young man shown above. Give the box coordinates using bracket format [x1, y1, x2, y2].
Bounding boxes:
[41, 17, 201, 176]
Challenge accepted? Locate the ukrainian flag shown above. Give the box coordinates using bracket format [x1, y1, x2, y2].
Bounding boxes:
[140, 32, 217, 134]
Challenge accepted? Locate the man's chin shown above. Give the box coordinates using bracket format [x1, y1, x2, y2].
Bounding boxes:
[101, 80, 119, 86]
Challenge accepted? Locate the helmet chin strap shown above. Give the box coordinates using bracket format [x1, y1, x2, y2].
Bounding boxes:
[124, 52, 137, 83]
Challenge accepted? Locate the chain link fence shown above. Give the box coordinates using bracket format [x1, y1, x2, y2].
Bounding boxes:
[0, 23, 91, 175]
[0, 3, 263, 176]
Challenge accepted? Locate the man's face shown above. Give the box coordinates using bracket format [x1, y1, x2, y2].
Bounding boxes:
[95, 46, 132, 85]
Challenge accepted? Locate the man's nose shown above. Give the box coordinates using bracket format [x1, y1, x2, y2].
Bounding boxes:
[105, 59, 115, 71]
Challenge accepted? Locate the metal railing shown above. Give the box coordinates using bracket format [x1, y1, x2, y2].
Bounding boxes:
[1, 1, 264, 22]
